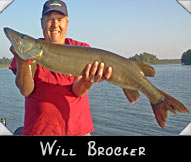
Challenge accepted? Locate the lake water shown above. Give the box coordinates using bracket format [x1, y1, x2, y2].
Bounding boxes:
[0, 64, 191, 136]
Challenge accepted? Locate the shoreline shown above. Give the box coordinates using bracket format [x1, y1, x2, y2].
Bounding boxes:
[0, 64, 9, 68]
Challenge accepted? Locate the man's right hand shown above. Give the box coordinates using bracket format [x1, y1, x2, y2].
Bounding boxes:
[10, 45, 28, 63]
[9, 45, 35, 97]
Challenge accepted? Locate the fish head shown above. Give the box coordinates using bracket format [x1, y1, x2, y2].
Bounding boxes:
[4, 27, 43, 60]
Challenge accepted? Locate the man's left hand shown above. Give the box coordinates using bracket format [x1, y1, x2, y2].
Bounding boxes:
[83, 61, 112, 83]
[72, 61, 112, 97]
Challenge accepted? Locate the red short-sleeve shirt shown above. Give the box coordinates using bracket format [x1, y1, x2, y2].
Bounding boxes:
[9, 38, 94, 136]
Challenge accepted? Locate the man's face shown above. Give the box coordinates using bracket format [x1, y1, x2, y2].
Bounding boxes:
[41, 11, 68, 44]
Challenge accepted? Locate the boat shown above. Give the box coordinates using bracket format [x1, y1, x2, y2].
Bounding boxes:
[0, 118, 23, 136]
[0, 122, 13, 135]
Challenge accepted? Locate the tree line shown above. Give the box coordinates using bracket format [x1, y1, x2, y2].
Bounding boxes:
[128, 52, 161, 64]
[181, 49, 191, 65]
[128, 50, 191, 65]
[0, 57, 12, 65]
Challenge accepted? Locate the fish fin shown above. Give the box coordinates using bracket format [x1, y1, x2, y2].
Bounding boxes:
[123, 88, 140, 104]
[150, 90, 189, 129]
[135, 62, 155, 77]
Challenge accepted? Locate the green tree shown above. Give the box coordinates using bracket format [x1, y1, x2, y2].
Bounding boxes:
[181, 49, 191, 65]
[0, 57, 12, 65]
[129, 52, 161, 64]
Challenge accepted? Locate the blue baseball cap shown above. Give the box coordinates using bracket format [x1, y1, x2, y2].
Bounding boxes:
[42, 0, 68, 17]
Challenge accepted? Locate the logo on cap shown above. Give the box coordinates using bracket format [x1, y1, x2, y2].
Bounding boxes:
[50, 0, 62, 7]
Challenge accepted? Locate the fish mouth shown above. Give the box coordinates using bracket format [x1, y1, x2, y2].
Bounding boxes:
[4, 27, 12, 41]
[4, 27, 23, 50]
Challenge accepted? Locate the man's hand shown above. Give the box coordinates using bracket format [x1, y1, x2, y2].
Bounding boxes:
[10, 45, 28, 63]
[10, 45, 35, 97]
[72, 61, 112, 97]
[10, 46, 20, 60]
[83, 61, 112, 83]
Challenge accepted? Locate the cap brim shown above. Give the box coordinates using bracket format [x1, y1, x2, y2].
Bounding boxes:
[43, 8, 68, 16]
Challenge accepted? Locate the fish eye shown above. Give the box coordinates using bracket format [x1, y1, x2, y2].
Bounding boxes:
[21, 35, 25, 39]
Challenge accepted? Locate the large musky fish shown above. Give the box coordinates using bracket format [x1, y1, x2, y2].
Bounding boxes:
[4, 27, 189, 129]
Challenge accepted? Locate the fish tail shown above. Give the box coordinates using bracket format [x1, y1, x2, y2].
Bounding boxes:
[150, 90, 189, 129]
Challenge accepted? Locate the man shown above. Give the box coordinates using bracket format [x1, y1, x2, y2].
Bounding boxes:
[9, 0, 112, 136]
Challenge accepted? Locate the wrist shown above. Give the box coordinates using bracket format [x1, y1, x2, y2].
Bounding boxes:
[17, 58, 28, 64]
[72, 77, 93, 97]
[16, 58, 29, 68]
[81, 78, 93, 90]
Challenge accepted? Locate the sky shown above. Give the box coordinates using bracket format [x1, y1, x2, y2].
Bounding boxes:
[0, 0, 191, 59]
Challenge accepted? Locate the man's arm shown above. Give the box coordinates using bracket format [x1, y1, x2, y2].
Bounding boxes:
[10, 46, 35, 97]
[72, 61, 112, 97]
